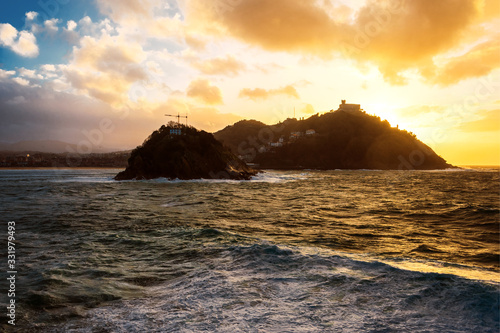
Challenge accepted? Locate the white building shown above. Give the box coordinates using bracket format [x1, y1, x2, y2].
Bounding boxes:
[306, 129, 316, 136]
[170, 128, 182, 135]
[338, 100, 361, 113]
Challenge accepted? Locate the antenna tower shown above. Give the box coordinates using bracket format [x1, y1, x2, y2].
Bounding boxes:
[165, 113, 188, 126]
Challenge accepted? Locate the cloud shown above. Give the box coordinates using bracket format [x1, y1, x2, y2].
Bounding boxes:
[161, 95, 242, 132]
[12, 77, 30, 86]
[0, 69, 16, 78]
[40, 64, 56, 72]
[0, 23, 39, 58]
[459, 109, 500, 132]
[14, 31, 39, 57]
[6, 96, 27, 105]
[192, 55, 246, 76]
[187, 79, 223, 105]
[39, 64, 60, 80]
[0, 77, 164, 150]
[18, 68, 44, 80]
[95, 0, 183, 38]
[1, 74, 234, 143]
[239, 85, 300, 100]
[67, 20, 77, 31]
[76, 16, 116, 38]
[254, 62, 285, 74]
[26, 12, 38, 21]
[301, 103, 316, 114]
[0, 80, 124, 147]
[184, 34, 207, 50]
[96, 0, 157, 22]
[479, 0, 500, 21]
[187, 0, 499, 85]
[396, 105, 447, 117]
[63, 34, 147, 106]
[0, 24, 18, 47]
[188, 106, 242, 132]
[79, 16, 93, 27]
[430, 39, 500, 85]
[0, 77, 243, 149]
[44, 19, 60, 34]
[188, 0, 344, 54]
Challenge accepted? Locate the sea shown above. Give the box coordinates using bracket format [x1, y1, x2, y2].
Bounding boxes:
[0, 167, 499, 332]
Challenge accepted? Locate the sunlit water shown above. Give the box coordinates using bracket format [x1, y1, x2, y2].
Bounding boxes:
[0, 168, 498, 332]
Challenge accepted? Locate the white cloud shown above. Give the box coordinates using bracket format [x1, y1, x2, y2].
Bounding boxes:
[18, 68, 43, 80]
[95, 0, 183, 39]
[0, 23, 18, 46]
[76, 16, 117, 38]
[12, 77, 30, 86]
[26, 12, 38, 21]
[39, 64, 61, 79]
[46, 78, 70, 92]
[67, 20, 77, 31]
[0, 69, 16, 78]
[40, 64, 56, 72]
[0, 23, 39, 58]
[44, 19, 60, 33]
[12, 31, 39, 57]
[79, 16, 93, 27]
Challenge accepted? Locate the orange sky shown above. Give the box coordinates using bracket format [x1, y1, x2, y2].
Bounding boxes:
[0, 0, 499, 165]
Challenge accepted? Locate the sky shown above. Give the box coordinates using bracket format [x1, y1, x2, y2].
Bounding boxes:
[0, 0, 499, 165]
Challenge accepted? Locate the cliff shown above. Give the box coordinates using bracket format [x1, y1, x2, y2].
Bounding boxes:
[115, 123, 257, 180]
[214, 109, 452, 170]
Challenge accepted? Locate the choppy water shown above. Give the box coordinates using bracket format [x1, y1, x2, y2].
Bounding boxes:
[0, 168, 499, 332]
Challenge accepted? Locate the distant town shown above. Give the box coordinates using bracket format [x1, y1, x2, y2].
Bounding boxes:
[0, 151, 129, 168]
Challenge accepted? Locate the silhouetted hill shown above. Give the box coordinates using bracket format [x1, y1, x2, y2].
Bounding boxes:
[214, 110, 452, 170]
[215, 120, 268, 153]
[115, 123, 257, 180]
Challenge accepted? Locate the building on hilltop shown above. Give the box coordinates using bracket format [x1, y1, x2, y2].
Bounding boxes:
[290, 131, 303, 140]
[306, 129, 316, 136]
[170, 128, 182, 136]
[338, 100, 361, 113]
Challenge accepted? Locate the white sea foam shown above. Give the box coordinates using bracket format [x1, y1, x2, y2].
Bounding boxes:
[249, 171, 309, 183]
[117, 170, 309, 184]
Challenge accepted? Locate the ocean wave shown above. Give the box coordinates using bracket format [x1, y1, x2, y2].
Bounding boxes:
[44, 242, 499, 333]
[114, 170, 309, 184]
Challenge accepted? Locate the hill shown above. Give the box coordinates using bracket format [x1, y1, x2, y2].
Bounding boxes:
[115, 123, 257, 180]
[214, 120, 268, 154]
[214, 109, 452, 170]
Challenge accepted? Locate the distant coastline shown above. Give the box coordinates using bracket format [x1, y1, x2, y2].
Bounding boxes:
[0, 151, 129, 168]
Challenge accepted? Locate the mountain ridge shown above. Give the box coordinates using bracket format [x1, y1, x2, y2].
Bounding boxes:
[214, 108, 452, 170]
